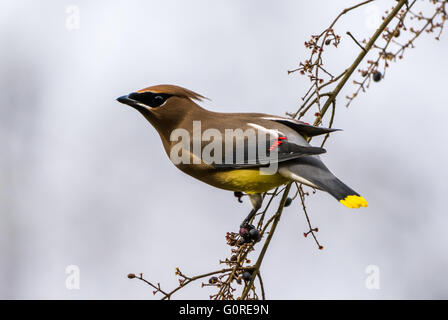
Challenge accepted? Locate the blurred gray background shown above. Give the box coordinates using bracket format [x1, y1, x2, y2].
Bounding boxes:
[1, 0, 447, 299]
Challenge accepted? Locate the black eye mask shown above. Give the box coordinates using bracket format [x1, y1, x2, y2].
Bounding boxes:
[128, 92, 173, 108]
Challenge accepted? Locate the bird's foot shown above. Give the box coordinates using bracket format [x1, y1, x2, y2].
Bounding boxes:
[234, 191, 244, 203]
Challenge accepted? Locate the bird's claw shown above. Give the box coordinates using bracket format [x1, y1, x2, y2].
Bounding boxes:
[234, 191, 244, 203]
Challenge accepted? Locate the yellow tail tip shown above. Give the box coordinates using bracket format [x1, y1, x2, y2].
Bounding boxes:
[339, 195, 368, 209]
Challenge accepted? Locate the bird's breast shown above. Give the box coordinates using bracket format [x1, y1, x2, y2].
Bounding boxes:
[175, 166, 289, 194]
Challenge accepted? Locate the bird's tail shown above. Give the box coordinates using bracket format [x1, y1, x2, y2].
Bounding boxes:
[279, 157, 368, 209]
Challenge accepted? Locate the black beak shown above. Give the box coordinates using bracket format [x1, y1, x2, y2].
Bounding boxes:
[117, 94, 135, 106]
[116, 94, 145, 111]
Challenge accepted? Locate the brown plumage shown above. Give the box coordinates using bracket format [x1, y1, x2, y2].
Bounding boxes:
[117, 84, 368, 214]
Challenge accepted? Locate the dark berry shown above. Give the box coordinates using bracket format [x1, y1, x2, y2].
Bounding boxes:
[238, 237, 247, 245]
[209, 276, 218, 284]
[372, 71, 382, 82]
[239, 224, 255, 237]
[239, 227, 250, 238]
[284, 197, 293, 207]
[249, 228, 261, 242]
[242, 271, 253, 281]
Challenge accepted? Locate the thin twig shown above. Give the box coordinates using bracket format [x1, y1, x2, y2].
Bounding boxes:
[346, 31, 366, 52]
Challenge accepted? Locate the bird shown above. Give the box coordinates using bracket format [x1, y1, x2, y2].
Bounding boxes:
[117, 84, 368, 227]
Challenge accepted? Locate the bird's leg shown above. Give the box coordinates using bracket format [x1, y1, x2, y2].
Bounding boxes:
[240, 193, 263, 228]
[240, 209, 256, 229]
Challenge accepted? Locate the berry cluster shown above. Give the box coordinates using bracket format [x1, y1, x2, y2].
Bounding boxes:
[239, 225, 261, 244]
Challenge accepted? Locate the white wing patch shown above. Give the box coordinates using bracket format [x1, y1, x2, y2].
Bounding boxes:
[247, 123, 282, 138]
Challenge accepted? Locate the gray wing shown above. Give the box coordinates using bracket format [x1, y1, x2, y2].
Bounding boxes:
[211, 134, 326, 169]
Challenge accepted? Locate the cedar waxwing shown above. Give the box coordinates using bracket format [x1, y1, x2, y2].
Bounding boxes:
[117, 84, 367, 227]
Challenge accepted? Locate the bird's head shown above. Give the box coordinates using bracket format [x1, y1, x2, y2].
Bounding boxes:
[117, 84, 207, 119]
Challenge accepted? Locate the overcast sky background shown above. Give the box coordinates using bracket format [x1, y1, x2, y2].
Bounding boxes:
[1, 0, 447, 299]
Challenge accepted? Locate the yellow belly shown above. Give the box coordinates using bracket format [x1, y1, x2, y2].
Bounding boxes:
[210, 169, 289, 194]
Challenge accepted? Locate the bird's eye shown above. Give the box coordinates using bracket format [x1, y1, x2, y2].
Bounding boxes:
[129, 92, 171, 108]
[153, 95, 165, 106]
